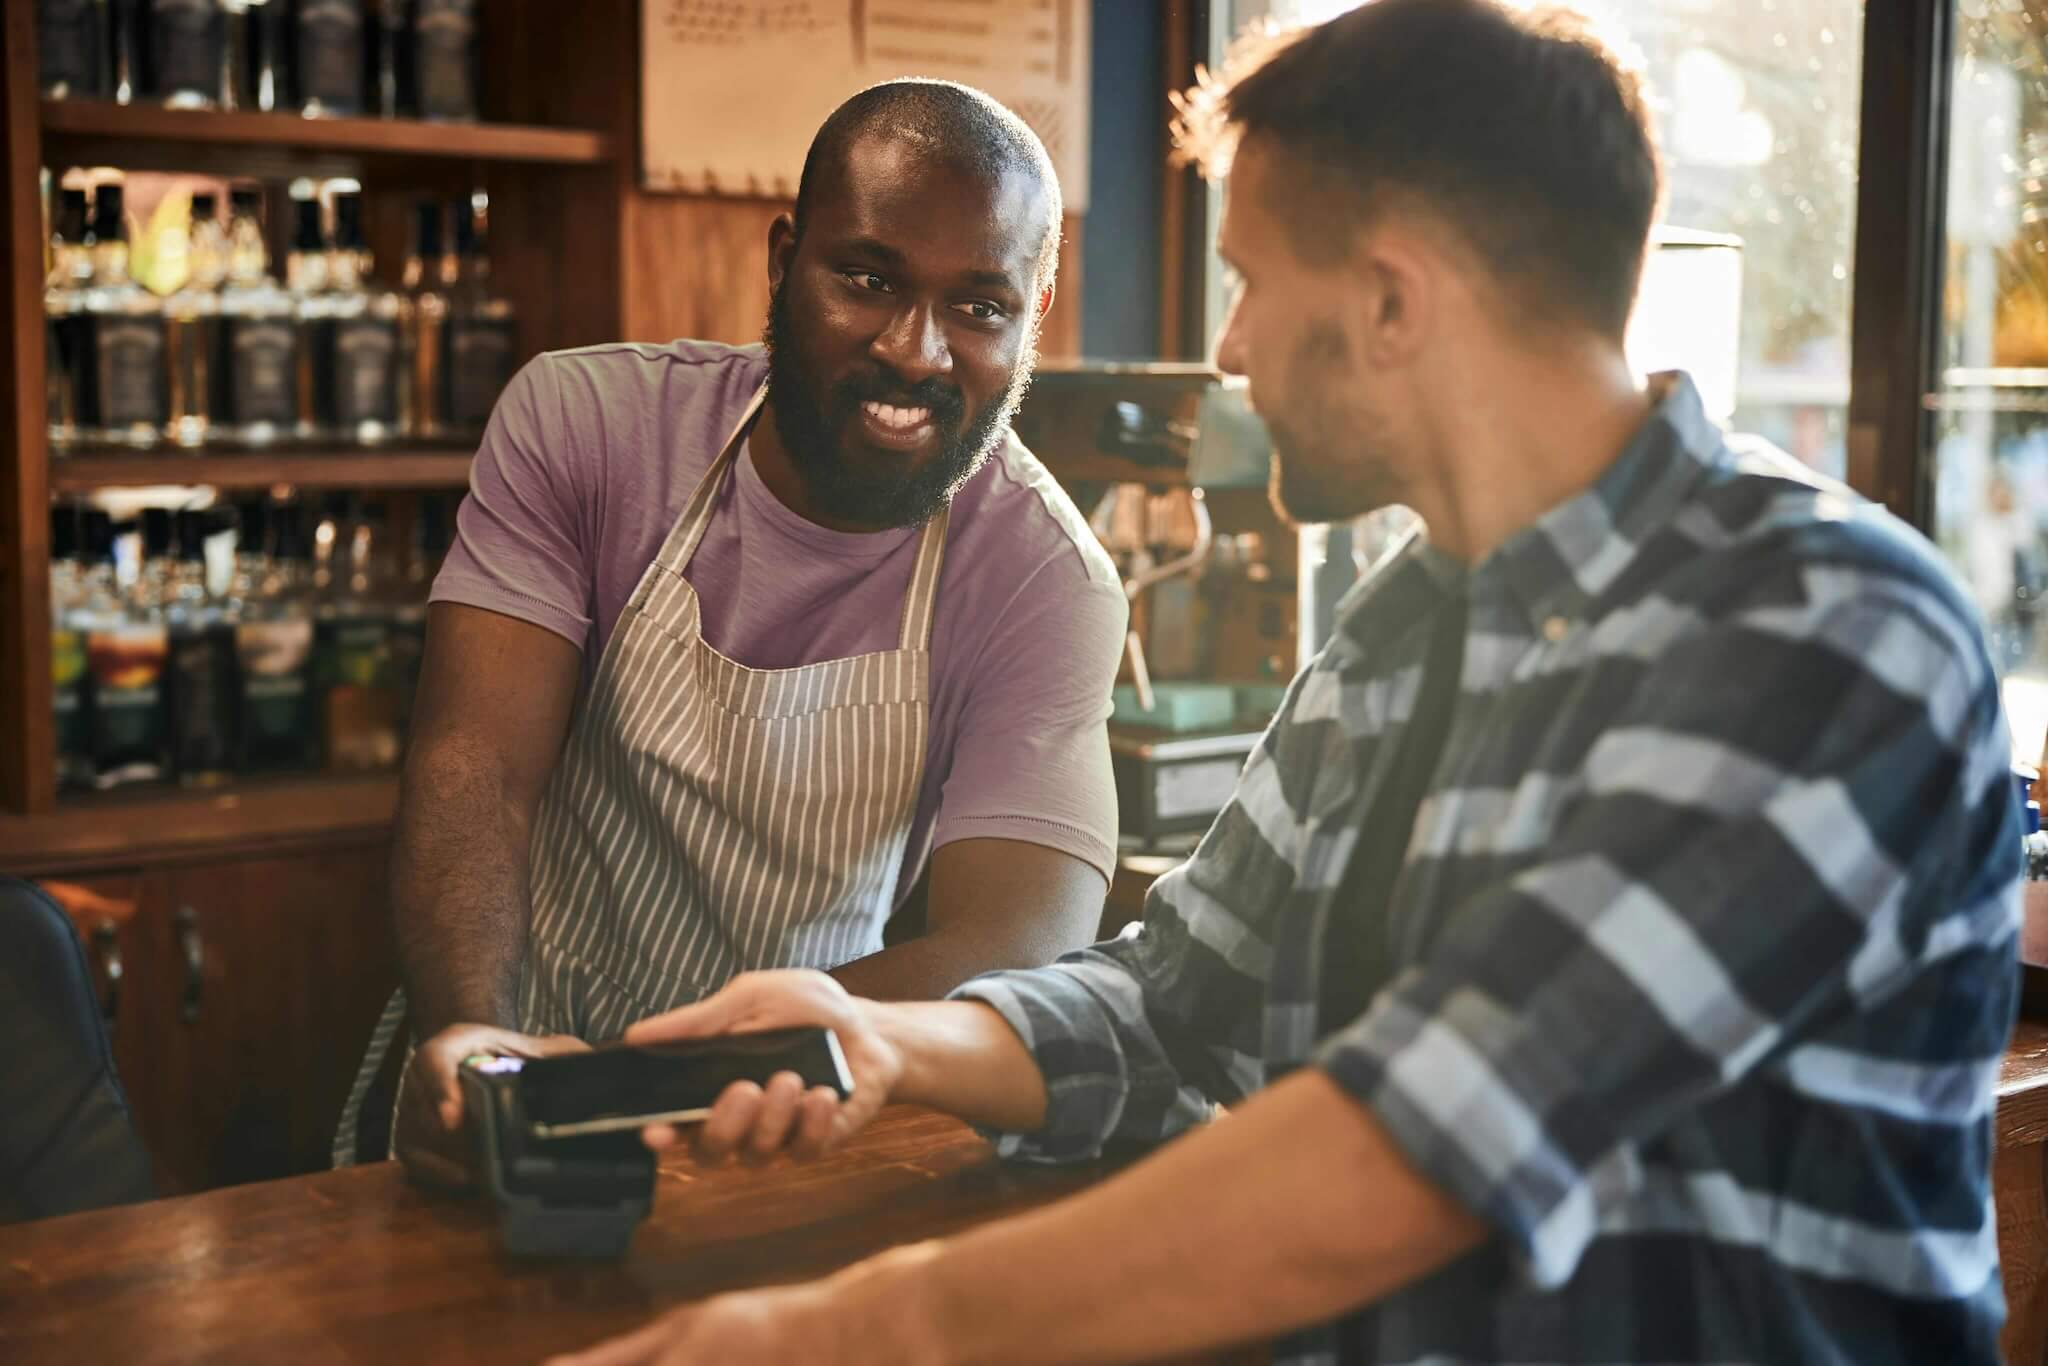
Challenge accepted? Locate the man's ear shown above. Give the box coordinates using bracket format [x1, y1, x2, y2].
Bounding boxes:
[767, 212, 799, 294]
[1035, 280, 1056, 327]
[1353, 228, 1431, 369]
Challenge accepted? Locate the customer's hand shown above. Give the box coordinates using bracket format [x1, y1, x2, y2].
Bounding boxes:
[393, 1022, 588, 1190]
[625, 970, 901, 1164]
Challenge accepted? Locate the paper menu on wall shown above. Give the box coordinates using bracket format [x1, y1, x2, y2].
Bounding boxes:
[641, 0, 1090, 211]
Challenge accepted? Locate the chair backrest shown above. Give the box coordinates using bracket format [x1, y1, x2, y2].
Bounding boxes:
[0, 877, 155, 1221]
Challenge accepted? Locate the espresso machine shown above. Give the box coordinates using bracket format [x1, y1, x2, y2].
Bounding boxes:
[1012, 366, 1296, 848]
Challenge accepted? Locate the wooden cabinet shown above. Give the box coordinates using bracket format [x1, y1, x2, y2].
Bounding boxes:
[62, 843, 397, 1195]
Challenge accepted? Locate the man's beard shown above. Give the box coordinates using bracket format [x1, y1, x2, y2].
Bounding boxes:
[1264, 318, 1403, 526]
[762, 283, 1036, 530]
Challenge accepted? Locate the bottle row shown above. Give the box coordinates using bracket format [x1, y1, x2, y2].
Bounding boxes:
[45, 176, 516, 450]
[50, 491, 453, 792]
[38, 0, 480, 122]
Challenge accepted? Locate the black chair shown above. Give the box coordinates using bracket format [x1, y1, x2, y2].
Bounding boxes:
[0, 877, 154, 1222]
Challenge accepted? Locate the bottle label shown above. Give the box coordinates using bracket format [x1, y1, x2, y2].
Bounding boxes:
[170, 627, 236, 771]
[448, 317, 515, 428]
[152, 0, 223, 99]
[335, 316, 399, 425]
[238, 618, 314, 758]
[87, 625, 168, 760]
[39, 0, 103, 96]
[97, 316, 168, 429]
[414, 0, 477, 118]
[227, 317, 297, 425]
[298, 0, 364, 110]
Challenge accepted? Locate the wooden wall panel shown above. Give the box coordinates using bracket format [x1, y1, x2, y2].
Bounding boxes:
[619, 195, 1086, 363]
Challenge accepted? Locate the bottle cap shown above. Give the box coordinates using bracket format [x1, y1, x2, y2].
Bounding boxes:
[190, 191, 218, 223]
[334, 191, 365, 250]
[82, 510, 115, 561]
[57, 187, 89, 241]
[230, 186, 264, 220]
[140, 506, 173, 561]
[293, 196, 326, 252]
[174, 509, 211, 564]
[413, 200, 443, 259]
[50, 504, 79, 562]
[90, 183, 125, 241]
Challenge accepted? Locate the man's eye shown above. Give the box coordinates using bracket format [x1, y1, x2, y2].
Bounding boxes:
[845, 271, 893, 293]
[953, 300, 1004, 321]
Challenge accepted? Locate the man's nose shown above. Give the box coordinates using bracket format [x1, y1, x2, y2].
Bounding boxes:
[1212, 299, 1248, 378]
[870, 302, 953, 386]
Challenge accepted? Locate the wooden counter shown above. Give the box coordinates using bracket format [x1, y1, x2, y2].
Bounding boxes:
[0, 1106, 1254, 1365]
[2000, 1018, 2048, 1366]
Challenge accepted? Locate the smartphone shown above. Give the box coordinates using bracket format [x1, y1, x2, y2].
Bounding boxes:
[513, 1027, 855, 1139]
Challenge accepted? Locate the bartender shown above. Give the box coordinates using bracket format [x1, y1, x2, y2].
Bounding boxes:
[360, 80, 1127, 1182]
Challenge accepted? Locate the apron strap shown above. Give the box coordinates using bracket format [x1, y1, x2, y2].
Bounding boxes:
[897, 503, 951, 652]
[663, 383, 768, 574]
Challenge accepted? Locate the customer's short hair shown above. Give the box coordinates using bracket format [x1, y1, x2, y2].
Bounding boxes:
[795, 79, 1063, 289]
[1175, 0, 1661, 340]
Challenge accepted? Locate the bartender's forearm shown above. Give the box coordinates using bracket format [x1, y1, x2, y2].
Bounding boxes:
[391, 736, 535, 1035]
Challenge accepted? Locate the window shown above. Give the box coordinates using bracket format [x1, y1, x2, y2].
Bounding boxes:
[1938, 1, 2048, 758]
[1218, 0, 1867, 477]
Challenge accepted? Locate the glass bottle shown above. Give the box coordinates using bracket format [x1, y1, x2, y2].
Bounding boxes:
[372, 0, 408, 116]
[411, 0, 478, 121]
[82, 183, 168, 448]
[45, 186, 94, 451]
[401, 200, 450, 437]
[318, 496, 402, 771]
[39, 0, 110, 99]
[164, 191, 227, 446]
[238, 500, 319, 771]
[295, 0, 367, 116]
[109, 0, 143, 104]
[285, 194, 331, 438]
[217, 187, 299, 442]
[151, 0, 226, 108]
[50, 504, 95, 789]
[165, 508, 239, 786]
[85, 507, 170, 788]
[319, 189, 406, 441]
[445, 193, 516, 433]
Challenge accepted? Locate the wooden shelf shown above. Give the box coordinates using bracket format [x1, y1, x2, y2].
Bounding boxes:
[49, 446, 473, 491]
[0, 773, 398, 874]
[40, 99, 613, 169]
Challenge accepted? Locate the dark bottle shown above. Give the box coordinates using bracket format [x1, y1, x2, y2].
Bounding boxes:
[444, 194, 516, 432]
[40, 0, 109, 99]
[319, 190, 405, 439]
[50, 505, 95, 789]
[45, 186, 94, 449]
[316, 496, 401, 771]
[371, 0, 408, 116]
[85, 508, 170, 788]
[245, 0, 287, 111]
[295, 0, 366, 116]
[165, 508, 238, 786]
[108, 0, 144, 103]
[286, 194, 330, 437]
[411, 0, 477, 121]
[217, 186, 299, 441]
[238, 501, 319, 772]
[401, 200, 450, 437]
[82, 183, 168, 446]
[150, 0, 226, 108]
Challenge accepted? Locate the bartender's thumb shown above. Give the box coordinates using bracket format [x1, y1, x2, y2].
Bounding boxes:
[627, 979, 755, 1044]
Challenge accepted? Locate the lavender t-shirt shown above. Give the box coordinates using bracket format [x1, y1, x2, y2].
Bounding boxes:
[432, 339, 1127, 888]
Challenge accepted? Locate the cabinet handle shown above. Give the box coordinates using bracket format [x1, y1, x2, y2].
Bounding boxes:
[90, 921, 122, 1027]
[175, 906, 205, 1023]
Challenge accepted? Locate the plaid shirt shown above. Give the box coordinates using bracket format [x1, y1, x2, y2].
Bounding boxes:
[956, 374, 2023, 1365]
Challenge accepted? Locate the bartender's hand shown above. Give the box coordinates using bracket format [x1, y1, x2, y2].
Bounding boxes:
[394, 1023, 588, 1190]
[625, 970, 901, 1163]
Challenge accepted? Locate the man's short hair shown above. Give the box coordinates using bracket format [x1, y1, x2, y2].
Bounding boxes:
[794, 79, 1064, 292]
[1175, 0, 1661, 340]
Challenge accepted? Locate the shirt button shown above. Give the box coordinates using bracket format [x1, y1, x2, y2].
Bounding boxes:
[1542, 616, 1569, 643]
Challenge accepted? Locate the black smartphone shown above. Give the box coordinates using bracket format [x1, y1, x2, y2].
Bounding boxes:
[512, 1027, 855, 1139]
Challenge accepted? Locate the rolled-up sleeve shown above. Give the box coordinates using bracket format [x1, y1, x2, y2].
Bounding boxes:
[1315, 570, 2019, 1288]
[431, 354, 594, 651]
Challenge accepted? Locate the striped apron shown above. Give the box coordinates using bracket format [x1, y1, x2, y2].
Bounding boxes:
[335, 383, 947, 1162]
